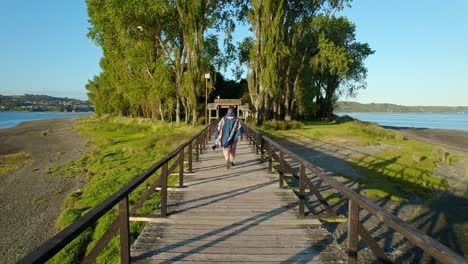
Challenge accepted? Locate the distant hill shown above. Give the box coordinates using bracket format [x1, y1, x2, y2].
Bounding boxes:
[336, 101, 468, 113]
[0, 94, 93, 112]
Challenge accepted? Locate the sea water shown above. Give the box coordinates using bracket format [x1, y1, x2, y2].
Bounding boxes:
[0, 112, 94, 129]
[335, 112, 468, 131]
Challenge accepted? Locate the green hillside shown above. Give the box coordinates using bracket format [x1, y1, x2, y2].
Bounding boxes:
[0, 94, 93, 112]
[336, 101, 468, 113]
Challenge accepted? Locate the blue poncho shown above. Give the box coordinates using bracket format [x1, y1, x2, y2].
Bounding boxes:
[214, 112, 244, 148]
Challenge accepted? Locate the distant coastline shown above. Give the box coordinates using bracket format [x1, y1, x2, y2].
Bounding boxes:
[336, 101, 468, 113]
[0, 94, 93, 112]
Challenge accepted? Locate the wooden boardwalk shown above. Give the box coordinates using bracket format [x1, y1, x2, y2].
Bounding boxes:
[131, 138, 346, 263]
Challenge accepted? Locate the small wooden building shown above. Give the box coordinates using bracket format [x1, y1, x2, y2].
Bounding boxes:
[207, 99, 250, 123]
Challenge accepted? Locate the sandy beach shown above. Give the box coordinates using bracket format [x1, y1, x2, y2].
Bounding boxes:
[385, 126, 468, 155]
[0, 118, 88, 264]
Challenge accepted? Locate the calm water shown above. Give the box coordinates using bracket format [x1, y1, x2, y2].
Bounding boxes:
[0, 112, 94, 129]
[336, 112, 468, 131]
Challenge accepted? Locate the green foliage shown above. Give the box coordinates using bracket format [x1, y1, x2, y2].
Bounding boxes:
[0, 152, 30, 175]
[263, 120, 304, 131]
[197, 116, 206, 126]
[56, 209, 83, 230]
[48, 228, 94, 264]
[50, 116, 199, 263]
[85, 0, 240, 123]
[247, 1, 372, 122]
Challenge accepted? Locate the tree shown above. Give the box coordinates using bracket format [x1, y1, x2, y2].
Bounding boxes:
[309, 15, 374, 119]
[245, 0, 373, 122]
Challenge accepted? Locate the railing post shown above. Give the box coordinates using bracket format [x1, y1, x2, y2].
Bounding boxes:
[255, 134, 259, 155]
[260, 137, 264, 161]
[299, 163, 305, 218]
[119, 196, 130, 264]
[199, 135, 203, 155]
[347, 199, 360, 264]
[179, 147, 184, 187]
[161, 163, 168, 217]
[204, 130, 208, 150]
[188, 142, 193, 173]
[268, 141, 273, 173]
[196, 137, 200, 161]
[279, 152, 285, 189]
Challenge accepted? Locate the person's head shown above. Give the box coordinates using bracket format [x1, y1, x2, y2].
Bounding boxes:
[228, 106, 235, 113]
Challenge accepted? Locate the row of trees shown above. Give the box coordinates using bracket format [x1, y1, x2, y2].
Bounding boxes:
[85, 0, 373, 124]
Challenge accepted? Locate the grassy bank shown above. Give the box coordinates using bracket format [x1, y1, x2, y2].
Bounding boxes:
[262, 119, 462, 200]
[0, 152, 30, 175]
[48, 116, 200, 263]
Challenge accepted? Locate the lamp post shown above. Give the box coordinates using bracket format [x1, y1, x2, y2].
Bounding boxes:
[204, 72, 210, 125]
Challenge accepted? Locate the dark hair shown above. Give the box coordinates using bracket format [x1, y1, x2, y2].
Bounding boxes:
[228, 106, 235, 112]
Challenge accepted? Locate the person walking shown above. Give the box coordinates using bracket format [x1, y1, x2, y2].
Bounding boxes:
[214, 106, 244, 169]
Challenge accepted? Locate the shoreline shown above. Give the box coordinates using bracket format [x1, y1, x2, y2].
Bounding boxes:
[0, 112, 94, 130]
[0, 118, 89, 263]
[383, 125, 468, 155]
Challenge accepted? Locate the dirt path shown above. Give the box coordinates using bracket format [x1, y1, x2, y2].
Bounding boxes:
[0, 118, 88, 264]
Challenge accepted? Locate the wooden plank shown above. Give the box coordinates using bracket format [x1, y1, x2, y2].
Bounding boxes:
[147, 218, 321, 226]
[130, 252, 325, 262]
[132, 246, 323, 255]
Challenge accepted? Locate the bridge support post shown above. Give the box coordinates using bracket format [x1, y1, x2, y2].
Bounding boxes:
[347, 199, 360, 264]
[268, 141, 273, 173]
[119, 196, 130, 264]
[299, 164, 305, 217]
[196, 138, 200, 161]
[199, 136, 203, 155]
[255, 134, 259, 155]
[188, 142, 193, 173]
[204, 130, 208, 150]
[279, 152, 285, 189]
[179, 148, 184, 187]
[161, 163, 168, 217]
[260, 138, 264, 162]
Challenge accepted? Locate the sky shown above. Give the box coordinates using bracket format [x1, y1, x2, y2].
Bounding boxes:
[1, 1, 467, 106]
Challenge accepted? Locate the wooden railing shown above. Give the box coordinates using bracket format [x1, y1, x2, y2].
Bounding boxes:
[242, 124, 467, 264]
[17, 122, 216, 264]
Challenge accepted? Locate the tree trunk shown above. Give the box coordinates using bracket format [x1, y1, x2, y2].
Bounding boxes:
[192, 109, 197, 126]
[159, 99, 164, 121]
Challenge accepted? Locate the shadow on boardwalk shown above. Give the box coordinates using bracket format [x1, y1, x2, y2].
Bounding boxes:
[131, 141, 346, 263]
[274, 132, 468, 263]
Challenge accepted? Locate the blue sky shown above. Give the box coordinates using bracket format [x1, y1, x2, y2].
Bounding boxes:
[1, 1, 467, 106]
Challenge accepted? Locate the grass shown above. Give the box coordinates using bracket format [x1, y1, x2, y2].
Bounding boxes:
[0, 152, 31, 175]
[48, 115, 200, 264]
[262, 119, 464, 201]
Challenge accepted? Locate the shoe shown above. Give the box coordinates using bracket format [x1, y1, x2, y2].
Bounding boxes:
[226, 160, 231, 169]
[231, 162, 235, 167]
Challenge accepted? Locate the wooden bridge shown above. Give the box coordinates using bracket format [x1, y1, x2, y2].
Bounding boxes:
[18, 123, 467, 264]
[130, 136, 345, 263]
